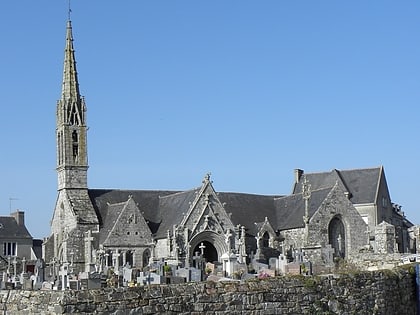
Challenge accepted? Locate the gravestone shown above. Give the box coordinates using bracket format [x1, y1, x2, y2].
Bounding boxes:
[189, 267, 202, 282]
[69, 280, 79, 290]
[277, 254, 287, 275]
[175, 268, 189, 281]
[123, 266, 132, 287]
[287, 262, 301, 275]
[41, 281, 52, 290]
[137, 272, 161, 286]
[269, 257, 278, 270]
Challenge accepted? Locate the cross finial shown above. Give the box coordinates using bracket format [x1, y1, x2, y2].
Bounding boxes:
[203, 172, 211, 183]
[302, 175, 311, 200]
[68, 0, 72, 21]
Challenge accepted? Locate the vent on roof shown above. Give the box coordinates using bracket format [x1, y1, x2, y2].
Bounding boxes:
[0, 223, 3, 229]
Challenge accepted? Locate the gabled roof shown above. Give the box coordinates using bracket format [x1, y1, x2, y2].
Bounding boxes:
[293, 167, 382, 204]
[157, 189, 200, 238]
[0, 217, 32, 239]
[274, 187, 332, 231]
[88, 189, 177, 232]
[218, 192, 281, 235]
[98, 201, 125, 244]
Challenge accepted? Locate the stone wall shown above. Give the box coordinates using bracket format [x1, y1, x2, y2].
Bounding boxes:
[0, 269, 416, 314]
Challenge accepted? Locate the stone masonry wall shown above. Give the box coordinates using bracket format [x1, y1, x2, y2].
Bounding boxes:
[0, 269, 416, 314]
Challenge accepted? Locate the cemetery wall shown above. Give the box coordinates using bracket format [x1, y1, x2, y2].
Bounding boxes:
[0, 268, 416, 314]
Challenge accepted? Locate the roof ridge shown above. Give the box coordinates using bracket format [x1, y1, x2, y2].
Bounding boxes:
[304, 166, 382, 176]
[159, 188, 198, 199]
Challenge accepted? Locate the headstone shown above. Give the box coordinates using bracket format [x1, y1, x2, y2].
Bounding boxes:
[88, 275, 102, 289]
[137, 272, 161, 286]
[34, 258, 45, 284]
[277, 254, 287, 275]
[287, 262, 301, 275]
[58, 263, 69, 290]
[175, 268, 190, 281]
[301, 261, 312, 275]
[268, 257, 278, 270]
[205, 262, 215, 275]
[41, 281, 52, 290]
[189, 267, 202, 282]
[22, 278, 33, 290]
[5, 282, 14, 290]
[123, 266, 132, 287]
[321, 245, 335, 266]
[69, 280, 79, 290]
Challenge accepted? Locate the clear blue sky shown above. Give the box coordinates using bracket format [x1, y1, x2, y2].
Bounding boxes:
[0, 1, 419, 239]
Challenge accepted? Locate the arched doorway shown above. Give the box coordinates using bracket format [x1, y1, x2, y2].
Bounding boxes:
[192, 241, 218, 264]
[328, 216, 345, 258]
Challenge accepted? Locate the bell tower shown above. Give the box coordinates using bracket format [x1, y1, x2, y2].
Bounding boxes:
[46, 17, 99, 270]
[56, 20, 88, 190]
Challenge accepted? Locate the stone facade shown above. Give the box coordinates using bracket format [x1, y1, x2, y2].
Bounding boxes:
[44, 18, 416, 279]
[0, 269, 416, 314]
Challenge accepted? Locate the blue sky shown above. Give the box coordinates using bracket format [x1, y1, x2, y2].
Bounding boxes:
[0, 1, 419, 239]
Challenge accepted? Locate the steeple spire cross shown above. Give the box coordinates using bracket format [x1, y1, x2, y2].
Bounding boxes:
[68, 0, 72, 21]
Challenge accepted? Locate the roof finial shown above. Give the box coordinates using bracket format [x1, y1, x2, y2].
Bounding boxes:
[68, 0, 72, 21]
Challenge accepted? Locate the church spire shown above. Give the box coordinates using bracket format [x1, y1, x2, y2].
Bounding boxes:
[61, 20, 81, 104]
[58, 19, 86, 126]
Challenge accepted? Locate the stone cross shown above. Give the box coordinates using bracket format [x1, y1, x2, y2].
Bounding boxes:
[96, 246, 105, 273]
[192, 251, 201, 269]
[84, 230, 94, 266]
[255, 232, 262, 249]
[7, 257, 10, 276]
[199, 242, 206, 256]
[12, 257, 17, 280]
[21, 257, 26, 274]
[114, 250, 120, 269]
[58, 263, 69, 291]
[302, 176, 311, 223]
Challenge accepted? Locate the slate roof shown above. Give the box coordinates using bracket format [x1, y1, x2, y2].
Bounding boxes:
[157, 189, 200, 238]
[292, 167, 382, 204]
[88, 189, 178, 233]
[0, 217, 32, 239]
[218, 192, 282, 236]
[89, 188, 282, 239]
[274, 187, 332, 231]
[66, 190, 99, 224]
[87, 167, 384, 239]
[99, 201, 125, 244]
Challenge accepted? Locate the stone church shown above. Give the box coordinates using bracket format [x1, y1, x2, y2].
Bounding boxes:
[43, 19, 414, 274]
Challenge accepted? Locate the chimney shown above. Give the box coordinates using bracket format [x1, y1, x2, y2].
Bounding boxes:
[11, 210, 24, 226]
[294, 169, 304, 184]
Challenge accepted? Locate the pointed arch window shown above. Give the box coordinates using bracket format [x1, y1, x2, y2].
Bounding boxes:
[72, 130, 78, 162]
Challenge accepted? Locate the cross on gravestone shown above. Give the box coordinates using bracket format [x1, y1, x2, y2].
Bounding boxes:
[58, 263, 69, 291]
[199, 242, 206, 256]
[12, 257, 17, 281]
[192, 251, 201, 269]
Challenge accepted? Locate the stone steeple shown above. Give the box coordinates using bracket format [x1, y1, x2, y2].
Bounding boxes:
[56, 19, 88, 190]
